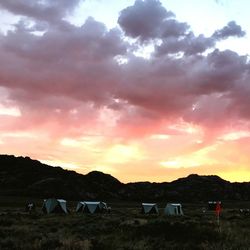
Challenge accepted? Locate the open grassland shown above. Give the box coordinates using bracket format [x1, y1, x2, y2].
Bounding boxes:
[1, 198, 250, 249]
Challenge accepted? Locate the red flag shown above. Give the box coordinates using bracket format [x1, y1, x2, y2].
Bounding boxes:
[215, 202, 221, 216]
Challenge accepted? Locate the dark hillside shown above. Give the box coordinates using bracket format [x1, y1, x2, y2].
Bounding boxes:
[0, 155, 122, 200]
[1, 154, 250, 201]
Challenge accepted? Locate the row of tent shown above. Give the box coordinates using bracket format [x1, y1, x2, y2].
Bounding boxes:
[142, 201, 222, 215]
[141, 203, 184, 215]
[41, 198, 184, 216]
[41, 199, 221, 215]
[42, 199, 109, 214]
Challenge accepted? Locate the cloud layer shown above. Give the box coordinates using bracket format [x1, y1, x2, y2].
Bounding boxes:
[0, 0, 249, 182]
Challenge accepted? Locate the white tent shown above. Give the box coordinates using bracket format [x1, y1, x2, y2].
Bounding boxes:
[76, 201, 108, 214]
[42, 198, 68, 214]
[76, 201, 86, 212]
[164, 203, 183, 216]
[141, 203, 159, 214]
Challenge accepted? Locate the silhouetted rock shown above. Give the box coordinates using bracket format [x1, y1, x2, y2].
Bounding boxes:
[1, 154, 250, 201]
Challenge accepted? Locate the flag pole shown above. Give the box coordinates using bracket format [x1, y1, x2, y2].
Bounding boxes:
[215, 201, 221, 232]
[217, 213, 221, 232]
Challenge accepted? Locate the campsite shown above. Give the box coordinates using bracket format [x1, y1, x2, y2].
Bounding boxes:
[1, 156, 250, 249]
[1, 0, 250, 248]
[1, 198, 250, 249]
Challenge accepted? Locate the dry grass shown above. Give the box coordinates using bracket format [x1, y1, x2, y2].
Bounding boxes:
[0, 200, 250, 249]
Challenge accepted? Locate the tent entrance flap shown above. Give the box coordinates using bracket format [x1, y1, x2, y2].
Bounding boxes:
[165, 203, 183, 216]
[77, 201, 108, 214]
[141, 203, 159, 214]
[42, 199, 68, 214]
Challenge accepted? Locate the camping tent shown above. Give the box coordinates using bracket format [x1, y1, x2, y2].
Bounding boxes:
[164, 203, 183, 216]
[76, 201, 86, 212]
[141, 203, 159, 214]
[42, 198, 68, 214]
[76, 201, 108, 214]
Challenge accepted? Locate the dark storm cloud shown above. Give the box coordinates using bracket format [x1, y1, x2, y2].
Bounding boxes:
[155, 33, 215, 56]
[160, 19, 189, 38]
[155, 20, 245, 57]
[118, 0, 176, 41]
[118, 0, 245, 58]
[192, 49, 248, 94]
[0, 0, 81, 24]
[0, 16, 127, 110]
[0, 0, 249, 139]
[213, 21, 246, 40]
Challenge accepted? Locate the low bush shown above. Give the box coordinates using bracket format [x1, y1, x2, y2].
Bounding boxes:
[0, 206, 250, 249]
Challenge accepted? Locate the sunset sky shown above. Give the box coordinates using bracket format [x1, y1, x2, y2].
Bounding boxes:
[1, 0, 250, 183]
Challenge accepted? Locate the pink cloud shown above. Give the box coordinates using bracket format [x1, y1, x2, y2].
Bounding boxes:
[0, 0, 250, 181]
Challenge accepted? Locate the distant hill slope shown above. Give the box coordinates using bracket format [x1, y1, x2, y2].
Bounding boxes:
[1, 154, 250, 201]
[0, 155, 122, 200]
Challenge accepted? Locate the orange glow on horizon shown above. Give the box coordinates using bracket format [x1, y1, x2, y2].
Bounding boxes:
[1, 108, 250, 183]
[1, 0, 250, 185]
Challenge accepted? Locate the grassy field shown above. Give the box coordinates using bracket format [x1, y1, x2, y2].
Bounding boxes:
[1, 198, 250, 249]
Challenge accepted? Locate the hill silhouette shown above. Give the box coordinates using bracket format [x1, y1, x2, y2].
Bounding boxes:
[1, 154, 250, 201]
